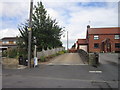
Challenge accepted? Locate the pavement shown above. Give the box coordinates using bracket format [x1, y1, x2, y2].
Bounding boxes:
[2, 53, 119, 89]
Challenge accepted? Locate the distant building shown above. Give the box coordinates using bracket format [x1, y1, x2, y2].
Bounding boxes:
[76, 26, 120, 53]
[0, 37, 17, 50]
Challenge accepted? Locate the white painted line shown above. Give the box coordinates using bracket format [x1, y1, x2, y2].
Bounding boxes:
[95, 71, 102, 73]
[89, 71, 102, 73]
[89, 71, 96, 73]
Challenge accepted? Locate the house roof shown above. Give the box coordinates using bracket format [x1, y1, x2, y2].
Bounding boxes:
[77, 39, 87, 45]
[2, 37, 16, 40]
[88, 27, 120, 35]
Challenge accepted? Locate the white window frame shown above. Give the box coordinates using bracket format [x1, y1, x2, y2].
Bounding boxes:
[94, 35, 99, 40]
[115, 35, 120, 39]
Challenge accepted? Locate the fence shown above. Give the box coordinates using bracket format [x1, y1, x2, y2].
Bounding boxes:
[37, 47, 65, 59]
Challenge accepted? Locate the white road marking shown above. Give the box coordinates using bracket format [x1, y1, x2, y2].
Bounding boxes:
[89, 71, 102, 73]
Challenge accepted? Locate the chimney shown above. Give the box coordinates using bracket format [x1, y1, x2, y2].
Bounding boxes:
[87, 25, 90, 28]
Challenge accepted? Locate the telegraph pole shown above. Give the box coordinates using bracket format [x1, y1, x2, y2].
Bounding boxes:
[28, 0, 33, 68]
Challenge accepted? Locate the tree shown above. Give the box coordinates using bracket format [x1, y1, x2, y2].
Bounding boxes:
[18, 1, 64, 57]
[32, 2, 63, 50]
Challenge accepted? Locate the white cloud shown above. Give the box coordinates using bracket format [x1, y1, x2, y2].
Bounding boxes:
[48, 2, 118, 48]
[0, 28, 20, 39]
[0, 1, 118, 49]
[2, 2, 30, 18]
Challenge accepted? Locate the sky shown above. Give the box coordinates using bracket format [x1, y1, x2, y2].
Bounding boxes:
[0, 0, 119, 49]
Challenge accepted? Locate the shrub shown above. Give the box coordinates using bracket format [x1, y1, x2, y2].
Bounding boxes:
[55, 50, 66, 56]
[63, 50, 67, 53]
[58, 51, 64, 55]
[2, 48, 18, 58]
[50, 54, 57, 57]
[40, 56, 46, 62]
[8, 48, 18, 58]
[56, 53, 60, 56]
[2, 50, 7, 57]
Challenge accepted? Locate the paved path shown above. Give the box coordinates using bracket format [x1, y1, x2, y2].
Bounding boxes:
[48, 53, 85, 65]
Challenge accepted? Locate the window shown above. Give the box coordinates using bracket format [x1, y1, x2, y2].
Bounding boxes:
[115, 35, 120, 39]
[115, 43, 120, 48]
[2, 41, 9, 44]
[13, 41, 16, 44]
[94, 35, 99, 40]
[94, 43, 99, 48]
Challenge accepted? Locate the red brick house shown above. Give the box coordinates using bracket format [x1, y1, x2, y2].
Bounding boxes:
[76, 25, 120, 53]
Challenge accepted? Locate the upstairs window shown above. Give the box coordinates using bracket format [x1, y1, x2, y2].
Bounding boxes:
[94, 43, 99, 48]
[2, 41, 9, 44]
[115, 43, 120, 48]
[115, 35, 120, 39]
[13, 41, 16, 44]
[94, 35, 99, 40]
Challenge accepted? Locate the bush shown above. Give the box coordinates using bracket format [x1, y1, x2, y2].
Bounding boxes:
[58, 51, 64, 54]
[8, 48, 18, 58]
[40, 56, 46, 62]
[2, 50, 7, 57]
[2, 48, 18, 58]
[63, 50, 67, 53]
[17, 48, 28, 59]
[50, 54, 57, 57]
[56, 53, 60, 56]
[54, 50, 67, 56]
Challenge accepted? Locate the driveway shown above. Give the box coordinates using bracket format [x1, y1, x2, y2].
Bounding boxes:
[47, 53, 85, 65]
